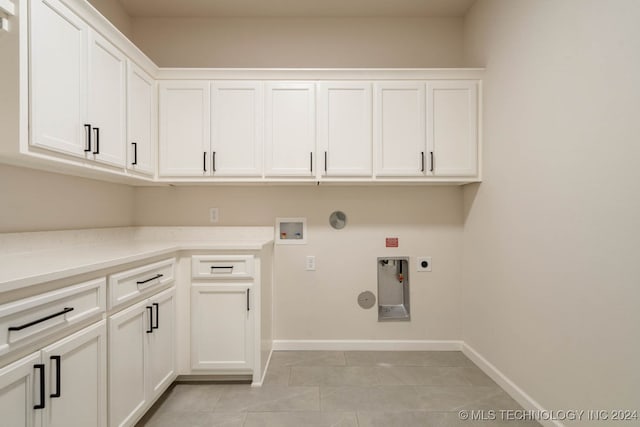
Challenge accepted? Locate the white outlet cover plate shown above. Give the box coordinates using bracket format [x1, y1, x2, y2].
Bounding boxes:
[417, 257, 432, 272]
[306, 256, 316, 271]
[209, 208, 219, 223]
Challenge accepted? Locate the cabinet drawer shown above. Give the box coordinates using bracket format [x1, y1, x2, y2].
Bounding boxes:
[192, 255, 254, 280]
[0, 278, 106, 357]
[109, 258, 175, 309]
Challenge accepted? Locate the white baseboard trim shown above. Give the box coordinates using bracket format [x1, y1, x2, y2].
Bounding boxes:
[272, 340, 463, 351]
[252, 348, 274, 387]
[462, 343, 562, 427]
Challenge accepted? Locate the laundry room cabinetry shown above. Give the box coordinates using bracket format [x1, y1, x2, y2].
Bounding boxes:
[189, 251, 271, 385]
[317, 81, 373, 177]
[159, 81, 264, 178]
[30, 0, 127, 168]
[108, 259, 176, 427]
[427, 80, 479, 177]
[158, 81, 211, 176]
[210, 81, 264, 177]
[374, 82, 427, 177]
[0, 278, 108, 427]
[126, 63, 156, 176]
[264, 82, 317, 178]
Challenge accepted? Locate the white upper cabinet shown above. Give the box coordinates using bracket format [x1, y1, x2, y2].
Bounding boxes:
[318, 82, 373, 177]
[87, 30, 127, 168]
[264, 82, 316, 177]
[210, 82, 263, 177]
[30, 0, 88, 157]
[374, 82, 427, 177]
[427, 81, 479, 177]
[159, 81, 211, 176]
[127, 62, 156, 176]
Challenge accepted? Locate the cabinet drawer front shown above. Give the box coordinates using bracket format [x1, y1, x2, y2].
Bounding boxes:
[0, 278, 106, 357]
[108, 258, 175, 309]
[192, 256, 254, 280]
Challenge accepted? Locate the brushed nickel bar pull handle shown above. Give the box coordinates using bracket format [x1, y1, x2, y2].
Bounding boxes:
[430, 151, 434, 172]
[421, 152, 425, 172]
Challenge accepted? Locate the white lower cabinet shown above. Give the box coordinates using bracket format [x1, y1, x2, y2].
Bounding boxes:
[0, 321, 107, 427]
[191, 284, 254, 371]
[108, 287, 175, 427]
[0, 352, 39, 427]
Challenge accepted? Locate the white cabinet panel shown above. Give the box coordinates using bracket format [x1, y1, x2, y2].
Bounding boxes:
[318, 82, 372, 177]
[108, 287, 175, 427]
[0, 352, 39, 427]
[159, 82, 211, 176]
[87, 30, 126, 167]
[41, 321, 106, 427]
[127, 63, 155, 176]
[191, 284, 253, 371]
[211, 82, 263, 176]
[30, 0, 87, 157]
[146, 288, 175, 400]
[427, 81, 478, 177]
[108, 301, 147, 427]
[265, 82, 316, 177]
[374, 82, 426, 177]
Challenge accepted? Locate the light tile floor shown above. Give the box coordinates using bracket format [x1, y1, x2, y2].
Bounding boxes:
[137, 351, 540, 427]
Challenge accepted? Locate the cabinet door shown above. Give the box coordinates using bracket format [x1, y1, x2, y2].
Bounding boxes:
[0, 352, 40, 427]
[159, 82, 211, 176]
[318, 82, 372, 177]
[30, 0, 88, 157]
[374, 82, 426, 176]
[108, 301, 147, 427]
[211, 82, 263, 176]
[191, 284, 254, 371]
[127, 62, 156, 176]
[146, 288, 175, 400]
[41, 321, 106, 427]
[427, 81, 478, 177]
[264, 82, 316, 177]
[87, 30, 127, 168]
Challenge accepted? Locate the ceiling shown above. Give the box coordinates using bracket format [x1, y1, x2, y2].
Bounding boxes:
[118, 0, 476, 18]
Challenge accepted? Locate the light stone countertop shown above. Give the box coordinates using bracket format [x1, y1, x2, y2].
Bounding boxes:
[0, 227, 274, 293]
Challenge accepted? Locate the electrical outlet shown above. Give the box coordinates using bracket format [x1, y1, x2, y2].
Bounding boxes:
[417, 257, 432, 272]
[209, 208, 219, 223]
[306, 256, 316, 271]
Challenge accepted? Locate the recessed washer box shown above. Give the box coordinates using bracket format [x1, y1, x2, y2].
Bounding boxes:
[275, 217, 307, 244]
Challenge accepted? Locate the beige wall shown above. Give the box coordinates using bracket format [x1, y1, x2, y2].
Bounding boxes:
[0, 164, 135, 232]
[135, 186, 464, 340]
[462, 0, 640, 418]
[87, 0, 133, 39]
[131, 17, 464, 67]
